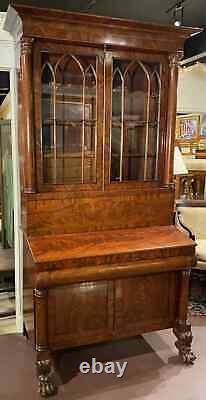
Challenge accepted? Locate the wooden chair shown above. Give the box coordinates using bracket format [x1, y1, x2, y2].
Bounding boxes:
[176, 200, 206, 300]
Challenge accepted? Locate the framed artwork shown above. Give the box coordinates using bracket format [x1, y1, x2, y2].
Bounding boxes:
[200, 113, 206, 138]
[176, 114, 200, 142]
[200, 127, 206, 138]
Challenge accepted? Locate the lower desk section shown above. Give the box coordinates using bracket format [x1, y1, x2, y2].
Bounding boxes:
[34, 271, 179, 351]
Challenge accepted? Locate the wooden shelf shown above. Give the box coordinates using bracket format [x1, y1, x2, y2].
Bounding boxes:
[43, 119, 96, 126]
[112, 120, 158, 128]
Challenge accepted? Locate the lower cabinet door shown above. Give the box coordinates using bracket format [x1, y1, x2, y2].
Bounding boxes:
[47, 271, 179, 350]
[114, 272, 178, 335]
[48, 280, 114, 349]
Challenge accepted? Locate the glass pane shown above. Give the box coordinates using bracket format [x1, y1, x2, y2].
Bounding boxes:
[111, 68, 123, 181]
[111, 58, 161, 183]
[41, 52, 97, 185]
[148, 71, 161, 180]
[123, 127, 145, 181]
[111, 127, 121, 181]
[41, 63, 55, 183]
[150, 72, 160, 123]
[84, 65, 97, 183]
[112, 68, 123, 120]
[124, 62, 148, 121]
[146, 127, 158, 180]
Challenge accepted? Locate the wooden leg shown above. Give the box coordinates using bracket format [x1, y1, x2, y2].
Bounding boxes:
[173, 270, 196, 364]
[173, 319, 196, 364]
[23, 321, 29, 340]
[36, 356, 57, 397]
[34, 289, 58, 396]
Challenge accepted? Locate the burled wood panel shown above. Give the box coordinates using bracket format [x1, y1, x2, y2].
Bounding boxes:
[115, 272, 178, 333]
[27, 225, 195, 264]
[26, 190, 174, 236]
[48, 280, 114, 348]
[47, 272, 179, 350]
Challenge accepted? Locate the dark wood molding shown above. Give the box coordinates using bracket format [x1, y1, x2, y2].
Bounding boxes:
[11, 4, 200, 53]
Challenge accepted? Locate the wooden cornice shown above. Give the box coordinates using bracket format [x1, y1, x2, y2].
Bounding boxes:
[6, 4, 202, 53]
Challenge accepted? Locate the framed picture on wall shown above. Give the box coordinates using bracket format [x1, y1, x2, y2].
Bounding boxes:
[176, 114, 200, 141]
[200, 113, 206, 138]
[176, 114, 200, 154]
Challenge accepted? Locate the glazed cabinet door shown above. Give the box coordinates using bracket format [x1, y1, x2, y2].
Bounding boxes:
[31, 44, 170, 193]
[104, 51, 169, 189]
[33, 42, 104, 192]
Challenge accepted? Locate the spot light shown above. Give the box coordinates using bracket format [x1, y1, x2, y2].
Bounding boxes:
[174, 20, 181, 27]
[166, 1, 187, 27]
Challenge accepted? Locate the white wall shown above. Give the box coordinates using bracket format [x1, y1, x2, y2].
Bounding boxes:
[0, 13, 17, 69]
[0, 12, 23, 334]
[177, 63, 206, 114]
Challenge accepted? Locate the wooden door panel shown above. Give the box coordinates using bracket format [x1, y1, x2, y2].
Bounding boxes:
[48, 280, 114, 349]
[115, 272, 178, 333]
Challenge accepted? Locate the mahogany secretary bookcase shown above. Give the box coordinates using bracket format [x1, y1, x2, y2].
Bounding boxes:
[6, 4, 199, 397]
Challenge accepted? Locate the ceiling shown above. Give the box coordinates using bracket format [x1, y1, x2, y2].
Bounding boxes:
[0, 0, 206, 27]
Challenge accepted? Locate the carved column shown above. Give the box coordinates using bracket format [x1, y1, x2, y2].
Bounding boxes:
[20, 37, 36, 193]
[34, 288, 49, 352]
[163, 50, 183, 187]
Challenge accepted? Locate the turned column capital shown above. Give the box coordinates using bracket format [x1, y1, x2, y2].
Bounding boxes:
[21, 37, 34, 55]
[169, 49, 184, 68]
[34, 288, 48, 299]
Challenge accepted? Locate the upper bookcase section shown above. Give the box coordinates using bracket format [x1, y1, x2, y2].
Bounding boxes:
[4, 4, 201, 53]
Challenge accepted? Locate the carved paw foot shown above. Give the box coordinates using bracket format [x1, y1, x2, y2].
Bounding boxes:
[37, 360, 57, 397]
[173, 320, 196, 365]
[179, 349, 196, 365]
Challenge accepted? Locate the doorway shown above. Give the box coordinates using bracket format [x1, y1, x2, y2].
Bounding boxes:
[0, 71, 15, 332]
